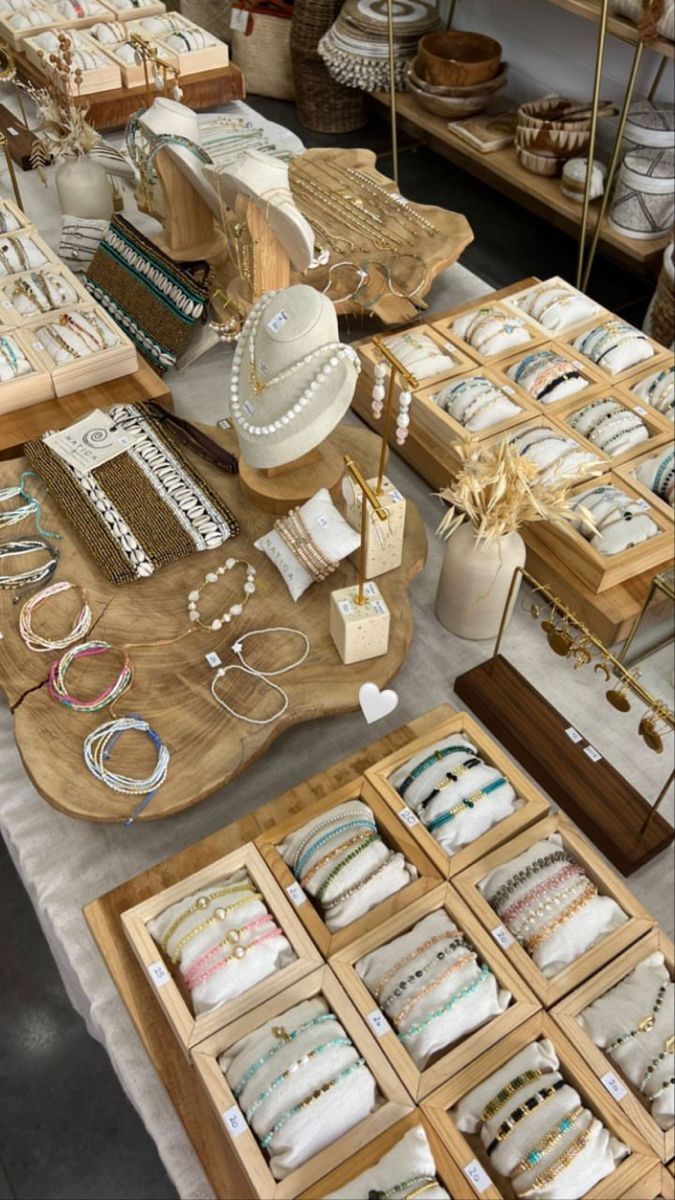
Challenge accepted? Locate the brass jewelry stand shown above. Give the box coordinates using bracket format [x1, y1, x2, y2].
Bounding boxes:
[371, 333, 419, 495]
[455, 566, 674, 875]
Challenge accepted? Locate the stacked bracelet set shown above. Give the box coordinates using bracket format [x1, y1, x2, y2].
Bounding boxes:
[486, 847, 600, 960]
[507, 349, 587, 404]
[574, 319, 654, 375]
[275, 506, 339, 583]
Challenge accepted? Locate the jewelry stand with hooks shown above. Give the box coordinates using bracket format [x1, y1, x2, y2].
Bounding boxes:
[455, 566, 674, 877]
[330, 454, 391, 665]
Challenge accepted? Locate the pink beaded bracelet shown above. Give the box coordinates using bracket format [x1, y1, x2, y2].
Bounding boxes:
[501, 863, 585, 927]
[186, 919, 283, 991]
[47, 640, 133, 713]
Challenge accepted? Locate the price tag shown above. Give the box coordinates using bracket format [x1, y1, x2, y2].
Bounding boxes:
[217, 417, 231, 431]
[389, 488, 404, 503]
[34, 340, 44, 353]
[398, 806, 419, 829]
[633, 497, 651, 511]
[147, 960, 170, 988]
[491, 924, 514, 949]
[338, 599, 354, 616]
[366, 1009, 391, 1038]
[503, 384, 515, 394]
[573, 359, 585, 369]
[7, 126, 18, 138]
[601, 1071, 627, 1102]
[584, 744, 603, 763]
[267, 309, 289, 334]
[229, 6, 249, 31]
[634, 405, 648, 416]
[463, 1158, 492, 1194]
[565, 726, 583, 744]
[242, 400, 253, 416]
[222, 1105, 247, 1137]
[363, 581, 378, 597]
[205, 651, 222, 668]
[314, 513, 329, 529]
[371, 600, 387, 615]
[286, 881, 306, 907]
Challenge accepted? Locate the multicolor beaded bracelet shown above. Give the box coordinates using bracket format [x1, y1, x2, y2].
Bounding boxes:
[232, 1013, 340, 1099]
[48, 640, 132, 712]
[295, 819, 377, 879]
[418, 757, 482, 814]
[481, 1069, 545, 1121]
[259, 1058, 367, 1149]
[19, 580, 92, 653]
[322, 850, 397, 912]
[524, 882, 597, 952]
[427, 776, 507, 833]
[522, 1124, 592, 1192]
[244, 1036, 353, 1122]
[607, 983, 670, 1052]
[513, 1105, 584, 1176]
[398, 963, 491, 1043]
[489, 850, 570, 914]
[315, 833, 381, 902]
[83, 713, 170, 825]
[501, 863, 585, 927]
[396, 743, 475, 799]
[393, 950, 477, 1028]
[380, 936, 470, 1011]
[187, 922, 283, 991]
[374, 931, 458, 1003]
[184, 913, 277, 986]
[485, 1078, 566, 1155]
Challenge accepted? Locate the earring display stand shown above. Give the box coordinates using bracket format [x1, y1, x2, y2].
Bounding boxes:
[455, 568, 674, 876]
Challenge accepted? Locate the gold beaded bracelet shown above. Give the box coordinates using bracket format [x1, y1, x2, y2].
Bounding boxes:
[521, 1125, 592, 1194]
[481, 1069, 544, 1122]
[160, 884, 255, 951]
[524, 882, 597, 952]
[513, 1105, 584, 1178]
[393, 950, 477, 1028]
[170, 892, 263, 963]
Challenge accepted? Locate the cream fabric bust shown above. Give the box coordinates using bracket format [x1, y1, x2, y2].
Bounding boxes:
[139, 98, 221, 215]
[220, 997, 378, 1179]
[453, 1038, 629, 1198]
[579, 952, 674, 1131]
[279, 800, 417, 932]
[230, 286, 360, 469]
[356, 909, 511, 1068]
[479, 834, 628, 978]
[325, 1125, 450, 1199]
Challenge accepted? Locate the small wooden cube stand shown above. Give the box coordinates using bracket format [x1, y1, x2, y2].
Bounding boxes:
[551, 928, 675, 1163]
[299, 1110, 476, 1199]
[191, 965, 413, 1200]
[365, 710, 550, 879]
[451, 813, 655, 1006]
[330, 884, 540, 1101]
[121, 842, 322, 1054]
[422, 1012, 659, 1200]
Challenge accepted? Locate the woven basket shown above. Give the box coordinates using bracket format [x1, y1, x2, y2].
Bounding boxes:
[178, 0, 234, 40]
[231, 2, 295, 99]
[291, 0, 368, 132]
[649, 242, 675, 348]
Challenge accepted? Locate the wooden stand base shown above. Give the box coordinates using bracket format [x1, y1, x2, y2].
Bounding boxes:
[238, 437, 344, 514]
[455, 655, 673, 875]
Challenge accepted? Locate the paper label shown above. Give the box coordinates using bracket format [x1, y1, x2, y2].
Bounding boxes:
[205, 651, 221, 668]
[572, 359, 585, 369]
[147, 960, 170, 988]
[229, 6, 248, 31]
[601, 1071, 627, 1102]
[363, 582, 378, 598]
[217, 417, 231, 431]
[463, 1158, 492, 1194]
[584, 744, 603, 763]
[633, 497, 650, 511]
[371, 600, 386, 615]
[503, 384, 515, 394]
[242, 400, 253, 416]
[222, 1105, 247, 1136]
[7, 126, 18, 138]
[45, 410, 137, 474]
[286, 881, 306, 907]
[34, 340, 43, 353]
[267, 309, 289, 334]
[398, 806, 419, 828]
[314, 513, 329, 529]
[366, 1009, 391, 1037]
[389, 488, 404, 503]
[634, 405, 648, 416]
[492, 924, 514, 949]
[2, 300, 13, 309]
[338, 599, 354, 616]
[565, 726, 583, 743]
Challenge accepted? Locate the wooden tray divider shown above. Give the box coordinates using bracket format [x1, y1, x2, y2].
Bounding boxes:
[411, 366, 537, 464]
[500, 278, 610, 337]
[358, 323, 475, 386]
[24, 303, 138, 397]
[615, 441, 675, 526]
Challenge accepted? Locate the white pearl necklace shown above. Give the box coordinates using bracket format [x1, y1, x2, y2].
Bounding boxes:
[229, 291, 360, 438]
[187, 557, 257, 631]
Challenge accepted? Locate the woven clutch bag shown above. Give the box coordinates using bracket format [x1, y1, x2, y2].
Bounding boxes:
[84, 215, 213, 375]
[25, 403, 240, 585]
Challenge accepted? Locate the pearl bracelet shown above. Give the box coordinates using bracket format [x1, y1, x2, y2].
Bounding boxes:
[232, 1014, 340, 1099]
[83, 713, 170, 824]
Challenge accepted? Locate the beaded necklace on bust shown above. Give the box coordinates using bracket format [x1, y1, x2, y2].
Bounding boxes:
[230, 292, 360, 439]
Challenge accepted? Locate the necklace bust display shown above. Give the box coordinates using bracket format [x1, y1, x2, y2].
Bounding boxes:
[230, 285, 360, 469]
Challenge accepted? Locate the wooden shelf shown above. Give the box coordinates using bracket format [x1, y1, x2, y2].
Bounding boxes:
[374, 92, 670, 275]
[542, 0, 674, 58]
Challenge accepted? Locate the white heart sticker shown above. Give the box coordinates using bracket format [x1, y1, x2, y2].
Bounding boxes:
[359, 681, 399, 724]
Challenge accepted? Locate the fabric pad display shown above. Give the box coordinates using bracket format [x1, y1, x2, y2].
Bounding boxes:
[506, 349, 589, 403]
[220, 996, 379, 1179]
[636, 449, 675, 507]
[382, 330, 457, 381]
[24, 403, 239, 584]
[579, 951, 674, 1131]
[436, 376, 523, 432]
[356, 908, 510, 1069]
[0, 234, 48, 276]
[452, 306, 533, 358]
[278, 799, 417, 931]
[452, 1038, 629, 1197]
[632, 366, 674, 421]
[509, 426, 599, 482]
[568, 398, 650, 456]
[325, 1125, 451, 1199]
[513, 281, 602, 333]
[570, 485, 660, 554]
[85, 215, 213, 375]
[479, 833, 628, 978]
[147, 869, 294, 1016]
[388, 731, 521, 857]
[573, 319, 655, 375]
[254, 488, 360, 601]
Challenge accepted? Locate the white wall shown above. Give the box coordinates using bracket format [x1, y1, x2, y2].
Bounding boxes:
[437, 0, 673, 150]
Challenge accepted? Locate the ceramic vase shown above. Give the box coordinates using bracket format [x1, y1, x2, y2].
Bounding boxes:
[55, 156, 113, 220]
[435, 522, 526, 640]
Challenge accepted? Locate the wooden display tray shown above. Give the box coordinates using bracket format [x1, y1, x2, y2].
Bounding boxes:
[0, 267, 92, 327]
[412, 368, 535, 461]
[359, 323, 475, 387]
[421, 1012, 659, 1200]
[255, 776, 443, 958]
[299, 1111, 476, 1199]
[191, 965, 413, 1200]
[451, 813, 655, 1006]
[616, 443, 675, 525]
[0, 330, 54, 412]
[24, 305, 139, 397]
[0, 196, 33, 234]
[23, 31, 122, 94]
[0, 423, 426, 822]
[121, 842, 322, 1054]
[553, 390, 672, 472]
[97, 35, 171, 88]
[454, 656, 675, 876]
[623, 363, 675, 421]
[364, 710, 550, 879]
[330, 884, 540, 1101]
[0, 5, 65, 48]
[351, 279, 674, 645]
[552, 928, 675, 1163]
[432, 299, 545, 368]
[83, 706, 457, 1200]
[501, 277, 609, 338]
[15, 50, 245, 130]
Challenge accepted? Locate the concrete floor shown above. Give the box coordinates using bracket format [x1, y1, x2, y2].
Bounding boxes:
[0, 96, 658, 1200]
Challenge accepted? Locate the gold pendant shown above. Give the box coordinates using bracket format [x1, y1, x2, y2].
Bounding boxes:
[606, 688, 631, 712]
[273, 1026, 291, 1042]
[541, 619, 555, 635]
[638, 1015, 656, 1034]
[639, 716, 664, 753]
[548, 629, 572, 657]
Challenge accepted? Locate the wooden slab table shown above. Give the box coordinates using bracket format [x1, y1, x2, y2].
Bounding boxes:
[0, 422, 426, 822]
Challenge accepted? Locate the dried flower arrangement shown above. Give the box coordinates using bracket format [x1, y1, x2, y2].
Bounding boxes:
[437, 437, 602, 546]
[20, 34, 99, 170]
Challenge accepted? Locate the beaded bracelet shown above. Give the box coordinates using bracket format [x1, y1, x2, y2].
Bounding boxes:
[187, 923, 283, 991]
[380, 936, 470, 1011]
[489, 850, 570, 914]
[524, 882, 597, 952]
[244, 1036, 353, 1122]
[646, 1075, 675, 1102]
[184, 912, 277, 985]
[169, 893, 263, 964]
[369, 1178, 438, 1200]
[295, 819, 377, 879]
[427, 776, 507, 833]
[481, 1069, 545, 1121]
[0, 536, 59, 593]
[393, 950, 477, 1027]
[641, 1036, 675, 1093]
[514, 877, 590, 941]
[301, 831, 377, 886]
[83, 713, 170, 825]
[315, 833, 381, 902]
[292, 809, 371, 872]
[607, 983, 669, 1052]
[398, 963, 491, 1043]
[418, 757, 482, 813]
[0, 483, 39, 528]
[485, 1078, 566, 1154]
[513, 1105, 584, 1176]
[521, 1125, 592, 1194]
[501, 863, 585, 926]
[374, 931, 459, 1003]
[19, 580, 92, 653]
[396, 743, 475, 799]
[322, 850, 397, 912]
[48, 640, 132, 712]
[160, 884, 255, 951]
[232, 1014, 340, 1099]
[536, 368, 583, 402]
[259, 1058, 367, 1149]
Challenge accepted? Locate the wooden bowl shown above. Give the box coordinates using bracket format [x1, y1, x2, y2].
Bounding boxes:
[417, 30, 502, 88]
[409, 56, 508, 97]
[518, 95, 591, 132]
[516, 144, 562, 176]
[516, 123, 591, 159]
[405, 67, 502, 117]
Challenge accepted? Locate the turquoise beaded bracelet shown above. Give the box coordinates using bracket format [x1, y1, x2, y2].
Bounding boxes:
[398, 963, 491, 1042]
[232, 1013, 339, 1099]
[245, 1036, 352, 1122]
[295, 820, 377, 878]
[259, 1058, 367, 1149]
[315, 833, 380, 902]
